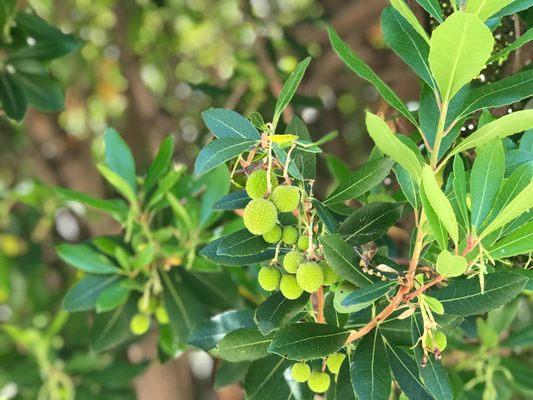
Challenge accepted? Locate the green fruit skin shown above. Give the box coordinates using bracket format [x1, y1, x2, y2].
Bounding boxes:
[434, 331, 447, 351]
[291, 363, 311, 383]
[282, 226, 298, 245]
[262, 225, 282, 244]
[308, 372, 331, 393]
[297, 235, 309, 251]
[280, 274, 303, 299]
[258, 267, 281, 291]
[245, 170, 278, 199]
[296, 262, 324, 293]
[137, 296, 157, 314]
[320, 262, 338, 286]
[243, 199, 278, 235]
[155, 306, 169, 324]
[271, 185, 300, 212]
[326, 352, 346, 374]
[283, 250, 303, 274]
[130, 313, 151, 335]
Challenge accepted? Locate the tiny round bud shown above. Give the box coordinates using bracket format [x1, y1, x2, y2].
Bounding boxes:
[155, 306, 169, 324]
[283, 250, 304, 274]
[326, 352, 346, 374]
[258, 267, 281, 291]
[320, 262, 338, 286]
[296, 262, 324, 293]
[243, 199, 278, 235]
[282, 226, 298, 245]
[262, 225, 282, 244]
[297, 235, 309, 251]
[271, 185, 300, 212]
[130, 313, 151, 335]
[137, 296, 156, 314]
[291, 362, 311, 383]
[280, 274, 303, 299]
[245, 170, 278, 199]
[307, 372, 331, 393]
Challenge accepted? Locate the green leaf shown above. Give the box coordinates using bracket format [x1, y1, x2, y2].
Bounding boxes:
[0, 73, 27, 121]
[198, 164, 231, 225]
[436, 250, 467, 277]
[328, 27, 418, 127]
[415, 0, 444, 22]
[55, 187, 128, 221]
[273, 57, 311, 128]
[95, 280, 129, 313]
[144, 135, 175, 192]
[13, 73, 64, 112]
[187, 310, 255, 351]
[268, 323, 349, 360]
[420, 186, 447, 249]
[200, 238, 276, 266]
[492, 0, 533, 18]
[452, 155, 470, 227]
[335, 356, 356, 400]
[56, 243, 120, 274]
[324, 291, 349, 328]
[63, 274, 121, 311]
[390, 0, 430, 43]
[320, 235, 375, 287]
[341, 281, 397, 307]
[312, 199, 341, 234]
[286, 115, 316, 179]
[194, 138, 257, 176]
[465, 0, 514, 21]
[218, 328, 273, 362]
[213, 190, 250, 210]
[488, 221, 533, 259]
[501, 324, 533, 349]
[214, 361, 251, 389]
[394, 165, 419, 210]
[0, 0, 16, 36]
[202, 108, 260, 140]
[217, 229, 269, 257]
[180, 269, 240, 311]
[325, 158, 394, 204]
[91, 297, 136, 352]
[338, 202, 403, 245]
[254, 291, 309, 335]
[421, 165, 459, 245]
[97, 164, 137, 205]
[489, 27, 533, 63]
[429, 12, 494, 103]
[104, 128, 137, 193]
[351, 329, 391, 400]
[422, 294, 445, 315]
[431, 272, 528, 316]
[470, 139, 505, 230]
[366, 112, 422, 182]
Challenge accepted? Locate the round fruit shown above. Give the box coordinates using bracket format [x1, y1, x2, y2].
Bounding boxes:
[130, 313, 151, 335]
[283, 251, 303, 274]
[296, 262, 324, 293]
[280, 274, 303, 299]
[137, 296, 156, 314]
[434, 331, 447, 351]
[321, 262, 338, 286]
[243, 199, 278, 235]
[291, 362, 311, 383]
[262, 225, 282, 244]
[258, 267, 281, 291]
[297, 235, 309, 251]
[308, 372, 331, 393]
[245, 170, 278, 199]
[326, 352, 346, 374]
[271, 185, 300, 212]
[155, 306, 169, 324]
[282, 226, 298, 245]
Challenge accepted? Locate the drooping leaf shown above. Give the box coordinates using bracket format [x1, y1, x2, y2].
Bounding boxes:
[390, 0, 430, 43]
[201, 108, 260, 140]
[144, 135, 175, 192]
[194, 138, 257, 176]
[218, 328, 273, 362]
[465, 0, 514, 21]
[254, 291, 309, 335]
[56, 243, 120, 274]
[63, 274, 121, 311]
[104, 128, 137, 193]
[217, 229, 269, 257]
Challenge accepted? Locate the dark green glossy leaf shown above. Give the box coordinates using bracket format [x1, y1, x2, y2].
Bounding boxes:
[394, 164, 419, 210]
[415, 0, 443, 22]
[63, 274, 121, 311]
[56, 243, 120, 274]
[335, 355, 356, 400]
[218, 229, 269, 257]
[341, 281, 397, 307]
[214, 361, 251, 389]
[452, 155, 470, 228]
[194, 138, 257, 176]
[200, 238, 276, 266]
[324, 291, 349, 328]
[218, 328, 273, 362]
[202, 108, 260, 140]
[145, 135, 175, 192]
[13, 72, 63, 111]
[254, 291, 309, 335]
[179, 269, 240, 311]
[0, 73, 26, 120]
[213, 190, 250, 210]
[312, 199, 340, 233]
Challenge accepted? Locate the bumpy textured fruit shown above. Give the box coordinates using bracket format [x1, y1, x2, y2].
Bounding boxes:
[326, 352, 346, 374]
[280, 274, 303, 299]
[296, 262, 324, 293]
[155, 306, 169, 324]
[262, 225, 282, 244]
[243, 199, 278, 235]
[130, 313, 151, 335]
[245, 170, 278, 199]
[283, 251, 304, 274]
[308, 372, 331, 393]
[258, 267, 281, 291]
[291, 363, 311, 383]
[271, 185, 300, 212]
[297, 235, 309, 251]
[282, 226, 298, 245]
[321, 262, 338, 286]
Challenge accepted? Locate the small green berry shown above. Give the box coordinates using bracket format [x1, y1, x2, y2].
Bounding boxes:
[245, 170, 278, 199]
[258, 267, 281, 291]
[243, 199, 278, 235]
[282, 226, 298, 245]
[326, 352, 346, 374]
[321, 262, 338, 286]
[155, 306, 169, 324]
[296, 262, 324, 293]
[130, 313, 151, 335]
[283, 250, 304, 274]
[434, 331, 447, 351]
[262, 225, 282, 244]
[280, 274, 303, 299]
[308, 372, 330, 393]
[271, 185, 300, 212]
[137, 296, 156, 314]
[291, 363, 311, 383]
[297, 235, 309, 251]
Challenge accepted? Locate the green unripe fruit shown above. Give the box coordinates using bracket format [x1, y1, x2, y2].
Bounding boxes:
[425, 330, 447, 352]
[271, 185, 300, 212]
[246, 170, 278, 199]
[291, 362, 311, 383]
[243, 199, 278, 235]
[282, 226, 298, 245]
[283, 250, 304, 274]
[308, 372, 331, 393]
[321, 262, 338, 286]
[297, 235, 309, 251]
[130, 313, 151, 335]
[258, 267, 281, 291]
[155, 306, 169, 324]
[280, 274, 303, 299]
[262, 225, 282, 244]
[326, 352, 346, 374]
[137, 296, 157, 314]
[296, 262, 324, 293]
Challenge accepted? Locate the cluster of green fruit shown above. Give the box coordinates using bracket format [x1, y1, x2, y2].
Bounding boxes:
[290, 352, 346, 393]
[129, 297, 170, 336]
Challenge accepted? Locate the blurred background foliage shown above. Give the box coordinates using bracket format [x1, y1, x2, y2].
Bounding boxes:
[0, 0, 531, 399]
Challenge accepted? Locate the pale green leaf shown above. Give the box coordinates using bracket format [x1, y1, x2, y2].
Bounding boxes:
[436, 250, 467, 277]
[465, 0, 514, 21]
[390, 0, 430, 43]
